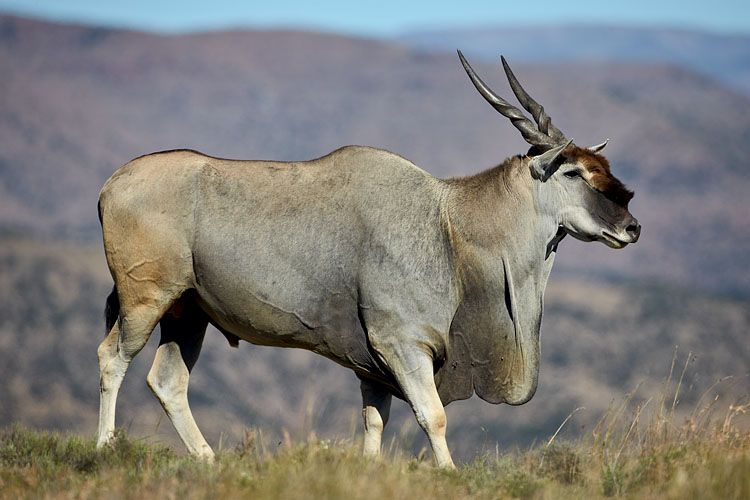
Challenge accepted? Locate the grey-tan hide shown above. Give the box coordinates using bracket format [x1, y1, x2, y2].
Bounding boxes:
[99, 143, 554, 457]
[101, 145, 552, 404]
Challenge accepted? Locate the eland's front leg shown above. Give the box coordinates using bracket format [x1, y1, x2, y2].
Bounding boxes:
[400, 360, 454, 468]
[373, 340, 455, 468]
[360, 378, 392, 457]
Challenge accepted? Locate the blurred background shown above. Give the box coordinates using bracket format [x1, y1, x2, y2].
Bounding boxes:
[0, 1, 748, 461]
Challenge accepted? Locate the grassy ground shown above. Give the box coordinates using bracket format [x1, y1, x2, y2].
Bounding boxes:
[1, 390, 748, 500]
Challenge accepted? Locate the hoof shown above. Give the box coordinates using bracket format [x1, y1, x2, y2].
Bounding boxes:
[193, 447, 216, 461]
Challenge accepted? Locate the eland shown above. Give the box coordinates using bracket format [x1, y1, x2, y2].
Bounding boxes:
[96, 51, 640, 467]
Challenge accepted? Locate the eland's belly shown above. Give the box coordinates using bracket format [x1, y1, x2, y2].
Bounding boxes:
[190, 239, 391, 384]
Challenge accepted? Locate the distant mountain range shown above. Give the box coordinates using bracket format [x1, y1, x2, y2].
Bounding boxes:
[1, 14, 748, 294]
[399, 25, 750, 95]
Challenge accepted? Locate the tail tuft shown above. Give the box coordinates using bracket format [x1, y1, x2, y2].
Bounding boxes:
[105, 285, 120, 335]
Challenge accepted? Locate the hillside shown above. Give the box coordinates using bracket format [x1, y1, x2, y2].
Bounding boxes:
[400, 24, 750, 94]
[1, 239, 747, 460]
[1, 15, 750, 293]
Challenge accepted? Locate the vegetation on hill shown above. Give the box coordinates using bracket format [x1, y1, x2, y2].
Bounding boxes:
[1, 384, 747, 499]
[1, 238, 748, 460]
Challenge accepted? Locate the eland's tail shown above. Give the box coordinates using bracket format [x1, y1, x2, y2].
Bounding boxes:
[104, 285, 120, 335]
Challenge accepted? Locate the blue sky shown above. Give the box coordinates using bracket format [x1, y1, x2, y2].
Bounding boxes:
[1, 0, 749, 36]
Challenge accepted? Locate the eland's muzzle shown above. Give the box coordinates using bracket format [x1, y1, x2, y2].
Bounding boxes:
[625, 218, 641, 243]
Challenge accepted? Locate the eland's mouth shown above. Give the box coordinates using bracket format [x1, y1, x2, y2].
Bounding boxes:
[600, 231, 630, 249]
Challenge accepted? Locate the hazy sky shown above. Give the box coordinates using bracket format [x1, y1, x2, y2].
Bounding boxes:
[1, 0, 749, 36]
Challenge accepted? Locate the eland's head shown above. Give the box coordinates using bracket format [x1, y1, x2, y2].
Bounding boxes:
[458, 51, 640, 249]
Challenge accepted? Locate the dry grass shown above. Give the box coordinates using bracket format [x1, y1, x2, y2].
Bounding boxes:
[1, 377, 747, 500]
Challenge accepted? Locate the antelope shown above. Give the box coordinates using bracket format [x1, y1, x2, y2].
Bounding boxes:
[96, 51, 640, 467]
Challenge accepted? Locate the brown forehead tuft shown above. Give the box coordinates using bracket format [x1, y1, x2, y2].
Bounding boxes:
[565, 146, 633, 206]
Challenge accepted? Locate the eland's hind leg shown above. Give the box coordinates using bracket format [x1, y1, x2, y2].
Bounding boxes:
[96, 292, 176, 448]
[97, 319, 123, 447]
[360, 378, 392, 457]
[147, 292, 213, 458]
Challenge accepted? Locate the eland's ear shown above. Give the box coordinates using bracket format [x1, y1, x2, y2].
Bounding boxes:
[587, 138, 609, 153]
[531, 139, 572, 180]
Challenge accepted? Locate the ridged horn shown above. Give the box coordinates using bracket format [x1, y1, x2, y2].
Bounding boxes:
[500, 56, 567, 143]
[458, 50, 557, 149]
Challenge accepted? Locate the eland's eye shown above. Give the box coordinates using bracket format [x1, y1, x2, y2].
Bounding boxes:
[563, 170, 581, 179]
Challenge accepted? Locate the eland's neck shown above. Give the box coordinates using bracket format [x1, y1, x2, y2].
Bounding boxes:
[443, 156, 561, 283]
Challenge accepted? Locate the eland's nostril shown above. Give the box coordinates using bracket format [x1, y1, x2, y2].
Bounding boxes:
[626, 222, 641, 240]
